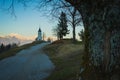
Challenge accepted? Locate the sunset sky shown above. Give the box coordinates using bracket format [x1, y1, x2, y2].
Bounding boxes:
[0, 0, 83, 41]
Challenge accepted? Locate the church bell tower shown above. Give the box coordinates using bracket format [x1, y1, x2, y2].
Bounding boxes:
[37, 28, 42, 41]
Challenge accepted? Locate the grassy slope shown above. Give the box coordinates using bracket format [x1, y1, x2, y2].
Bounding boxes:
[0, 41, 45, 60]
[44, 40, 84, 80]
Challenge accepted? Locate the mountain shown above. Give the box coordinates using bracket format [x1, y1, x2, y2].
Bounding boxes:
[0, 36, 20, 45]
[0, 34, 34, 46]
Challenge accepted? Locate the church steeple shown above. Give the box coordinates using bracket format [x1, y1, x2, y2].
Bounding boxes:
[38, 28, 41, 32]
[37, 27, 42, 41]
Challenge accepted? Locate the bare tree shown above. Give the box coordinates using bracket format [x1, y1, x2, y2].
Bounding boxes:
[52, 26, 60, 40]
[66, 7, 82, 42]
[47, 0, 82, 42]
[0, 0, 34, 17]
[40, 0, 82, 42]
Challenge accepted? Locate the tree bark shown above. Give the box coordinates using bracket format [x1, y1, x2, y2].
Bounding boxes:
[65, 0, 120, 71]
[104, 30, 111, 72]
[72, 25, 76, 42]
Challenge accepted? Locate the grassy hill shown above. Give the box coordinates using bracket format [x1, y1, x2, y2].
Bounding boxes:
[0, 41, 45, 60]
[43, 39, 84, 80]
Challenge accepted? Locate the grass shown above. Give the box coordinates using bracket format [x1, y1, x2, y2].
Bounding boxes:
[43, 40, 84, 80]
[0, 41, 45, 60]
[44, 39, 120, 80]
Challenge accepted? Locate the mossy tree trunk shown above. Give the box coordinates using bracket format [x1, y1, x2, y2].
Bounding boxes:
[66, 0, 120, 72]
[72, 24, 76, 42]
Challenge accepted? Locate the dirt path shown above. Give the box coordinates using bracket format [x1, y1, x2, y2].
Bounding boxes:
[0, 43, 54, 80]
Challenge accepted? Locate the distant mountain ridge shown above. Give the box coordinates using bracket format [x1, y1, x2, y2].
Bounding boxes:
[0, 35, 33, 46]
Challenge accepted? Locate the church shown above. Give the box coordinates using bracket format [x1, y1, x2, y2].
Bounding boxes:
[36, 28, 42, 41]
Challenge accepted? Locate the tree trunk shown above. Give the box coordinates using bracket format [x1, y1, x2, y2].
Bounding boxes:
[60, 34, 63, 40]
[73, 25, 76, 42]
[66, 0, 120, 72]
[104, 29, 111, 72]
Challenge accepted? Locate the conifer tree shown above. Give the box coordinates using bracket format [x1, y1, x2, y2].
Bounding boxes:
[58, 12, 69, 39]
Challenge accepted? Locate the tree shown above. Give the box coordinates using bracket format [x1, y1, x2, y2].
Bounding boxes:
[52, 26, 61, 40]
[11, 43, 17, 48]
[6, 44, 11, 50]
[66, 7, 82, 42]
[47, 37, 52, 42]
[0, 44, 5, 53]
[0, 43, 12, 53]
[57, 12, 69, 40]
[54, 0, 82, 42]
[78, 29, 84, 42]
[42, 0, 82, 42]
[65, 0, 120, 79]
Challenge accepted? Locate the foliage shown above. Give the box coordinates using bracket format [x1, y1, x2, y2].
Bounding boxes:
[52, 26, 60, 40]
[0, 43, 17, 54]
[78, 29, 84, 42]
[57, 12, 69, 39]
[47, 37, 52, 42]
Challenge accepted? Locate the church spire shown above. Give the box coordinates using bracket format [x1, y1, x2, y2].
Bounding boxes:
[38, 27, 41, 32]
[37, 27, 42, 41]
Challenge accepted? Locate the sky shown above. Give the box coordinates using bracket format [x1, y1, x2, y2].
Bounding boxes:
[0, 0, 83, 41]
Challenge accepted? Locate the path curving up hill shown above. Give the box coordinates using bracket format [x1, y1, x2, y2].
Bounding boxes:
[0, 43, 55, 80]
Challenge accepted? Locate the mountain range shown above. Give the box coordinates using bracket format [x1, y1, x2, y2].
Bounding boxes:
[0, 34, 34, 46]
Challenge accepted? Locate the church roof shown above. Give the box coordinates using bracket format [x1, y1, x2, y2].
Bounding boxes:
[38, 28, 41, 32]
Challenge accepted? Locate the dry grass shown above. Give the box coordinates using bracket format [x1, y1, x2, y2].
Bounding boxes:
[0, 41, 45, 60]
[43, 40, 84, 80]
[57, 44, 84, 58]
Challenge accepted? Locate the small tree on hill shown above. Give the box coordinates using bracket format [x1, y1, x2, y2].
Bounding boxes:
[0, 44, 5, 53]
[78, 29, 84, 42]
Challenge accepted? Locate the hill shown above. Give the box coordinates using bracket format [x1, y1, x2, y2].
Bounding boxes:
[44, 39, 84, 80]
[0, 41, 45, 60]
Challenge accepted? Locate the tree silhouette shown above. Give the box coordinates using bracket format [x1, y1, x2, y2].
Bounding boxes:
[66, 7, 81, 42]
[0, 44, 5, 53]
[0, 43, 17, 54]
[78, 29, 84, 42]
[52, 26, 61, 40]
[57, 12, 69, 40]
